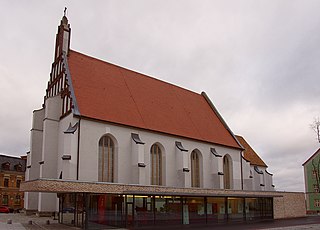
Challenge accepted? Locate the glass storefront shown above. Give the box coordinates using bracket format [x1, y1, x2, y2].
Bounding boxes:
[207, 197, 227, 223]
[59, 193, 273, 229]
[227, 197, 244, 221]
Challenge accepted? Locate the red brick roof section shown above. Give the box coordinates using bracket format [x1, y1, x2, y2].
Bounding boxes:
[235, 135, 267, 167]
[67, 50, 241, 149]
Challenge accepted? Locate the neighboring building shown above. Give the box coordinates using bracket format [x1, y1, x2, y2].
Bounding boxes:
[22, 15, 305, 229]
[0, 154, 26, 211]
[236, 135, 274, 191]
[303, 147, 320, 213]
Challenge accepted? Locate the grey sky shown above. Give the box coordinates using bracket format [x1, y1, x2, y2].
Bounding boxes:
[1, 0, 320, 192]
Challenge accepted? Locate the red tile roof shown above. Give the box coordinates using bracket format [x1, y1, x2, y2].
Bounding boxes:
[67, 50, 241, 149]
[235, 135, 267, 167]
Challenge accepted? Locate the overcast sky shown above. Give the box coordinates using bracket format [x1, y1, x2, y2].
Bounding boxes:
[1, 1, 320, 192]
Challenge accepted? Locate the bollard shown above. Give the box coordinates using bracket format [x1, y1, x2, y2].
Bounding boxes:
[28, 220, 33, 225]
[7, 219, 12, 224]
[46, 220, 50, 225]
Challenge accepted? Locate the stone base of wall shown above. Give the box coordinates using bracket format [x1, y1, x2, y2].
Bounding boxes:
[273, 192, 306, 219]
[36, 211, 53, 217]
[24, 209, 37, 216]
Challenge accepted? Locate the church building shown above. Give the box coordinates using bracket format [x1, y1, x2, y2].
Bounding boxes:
[21, 15, 305, 229]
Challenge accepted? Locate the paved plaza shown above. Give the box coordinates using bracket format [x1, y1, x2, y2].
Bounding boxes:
[1, 213, 320, 230]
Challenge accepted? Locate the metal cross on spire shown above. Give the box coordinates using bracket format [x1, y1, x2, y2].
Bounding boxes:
[64, 7, 67, 17]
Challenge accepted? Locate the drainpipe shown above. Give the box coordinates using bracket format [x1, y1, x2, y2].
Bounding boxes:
[76, 117, 81, 180]
[240, 150, 244, 190]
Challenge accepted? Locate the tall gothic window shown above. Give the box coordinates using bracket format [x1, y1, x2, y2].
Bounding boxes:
[98, 136, 114, 182]
[150, 144, 162, 185]
[223, 155, 231, 189]
[191, 150, 200, 187]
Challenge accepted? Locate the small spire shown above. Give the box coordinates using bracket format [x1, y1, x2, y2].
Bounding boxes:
[61, 7, 69, 26]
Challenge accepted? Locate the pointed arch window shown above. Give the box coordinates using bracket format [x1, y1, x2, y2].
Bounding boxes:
[150, 144, 162, 185]
[191, 151, 200, 187]
[98, 136, 114, 182]
[223, 155, 231, 189]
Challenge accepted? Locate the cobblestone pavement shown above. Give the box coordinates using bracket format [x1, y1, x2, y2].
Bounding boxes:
[0, 213, 79, 230]
[1, 213, 320, 230]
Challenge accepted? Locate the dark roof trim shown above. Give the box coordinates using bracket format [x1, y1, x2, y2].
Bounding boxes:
[175, 141, 188, 152]
[265, 169, 273, 176]
[254, 166, 263, 174]
[201, 92, 243, 150]
[62, 155, 71, 160]
[131, 133, 145, 145]
[63, 52, 80, 116]
[183, 168, 190, 172]
[64, 122, 78, 134]
[241, 155, 250, 163]
[211, 148, 222, 157]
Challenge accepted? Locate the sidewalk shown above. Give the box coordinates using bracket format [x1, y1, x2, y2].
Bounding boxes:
[0, 213, 79, 230]
[1, 213, 320, 230]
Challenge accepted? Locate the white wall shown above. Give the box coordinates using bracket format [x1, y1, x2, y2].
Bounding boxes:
[76, 119, 242, 189]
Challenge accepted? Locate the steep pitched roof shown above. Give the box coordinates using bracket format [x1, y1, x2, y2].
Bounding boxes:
[235, 135, 267, 167]
[67, 50, 241, 149]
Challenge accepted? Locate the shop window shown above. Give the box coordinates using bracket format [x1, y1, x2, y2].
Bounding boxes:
[227, 197, 244, 221]
[207, 197, 226, 223]
[154, 196, 182, 226]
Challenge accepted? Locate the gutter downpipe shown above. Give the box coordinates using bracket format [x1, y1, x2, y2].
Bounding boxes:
[240, 150, 244, 190]
[76, 117, 81, 180]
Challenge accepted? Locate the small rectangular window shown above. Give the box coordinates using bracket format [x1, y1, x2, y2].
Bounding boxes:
[2, 195, 8, 205]
[16, 180, 21, 188]
[4, 178, 9, 187]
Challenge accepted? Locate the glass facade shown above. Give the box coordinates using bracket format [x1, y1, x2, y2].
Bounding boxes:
[59, 193, 273, 229]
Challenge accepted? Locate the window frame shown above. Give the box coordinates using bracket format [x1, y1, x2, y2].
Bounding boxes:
[98, 135, 115, 183]
[150, 144, 162, 185]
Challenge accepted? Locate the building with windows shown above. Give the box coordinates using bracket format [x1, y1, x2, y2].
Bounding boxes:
[236, 135, 274, 191]
[0, 154, 26, 211]
[303, 147, 320, 213]
[21, 15, 306, 229]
